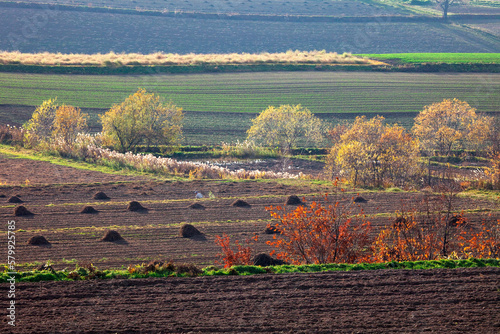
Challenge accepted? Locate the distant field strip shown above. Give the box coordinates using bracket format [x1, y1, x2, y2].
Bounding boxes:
[358, 53, 500, 64]
[0, 72, 498, 113]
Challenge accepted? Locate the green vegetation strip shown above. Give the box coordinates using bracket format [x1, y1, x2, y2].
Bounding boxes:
[1, 72, 499, 113]
[1, 258, 498, 283]
[358, 53, 500, 64]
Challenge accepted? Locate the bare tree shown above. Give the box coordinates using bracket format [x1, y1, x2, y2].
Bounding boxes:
[436, 0, 455, 21]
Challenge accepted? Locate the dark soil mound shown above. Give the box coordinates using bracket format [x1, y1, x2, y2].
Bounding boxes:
[264, 225, 282, 234]
[80, 206, 99, 214]
[188, 203, 206, 210]
[127, 201, 147, 211]
[253, 253, 287, 266]
[393, 216, 408, 229]
[93, 191, 110, 200]
[8, 195, 23, 203]
[449, 215, 464, 226]
[179, 224, 203, 238]
[101, 230, 124, 242]
[285, 195, 303, 205]
[28, 235, 50, 246]
[353, 196, 368, 203]
[14, 205, 34, 216]
[231, 199, 251, 208]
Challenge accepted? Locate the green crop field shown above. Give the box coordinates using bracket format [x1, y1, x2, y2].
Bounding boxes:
[1, 72, 498, 112]
[359, 53, 500, 64]
[0, 71, 498, 145]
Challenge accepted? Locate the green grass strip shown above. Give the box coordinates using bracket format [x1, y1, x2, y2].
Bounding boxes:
[1, 258, 498, 283]
[358, 53, 500, 64]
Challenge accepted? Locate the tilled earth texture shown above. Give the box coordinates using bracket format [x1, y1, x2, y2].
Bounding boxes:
[1, 155, 500, 333]
[1, 155, 499, 269]
[1, 267, 499, 333]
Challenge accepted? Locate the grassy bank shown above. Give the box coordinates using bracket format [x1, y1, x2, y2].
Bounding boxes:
[1, 258, 498, 283]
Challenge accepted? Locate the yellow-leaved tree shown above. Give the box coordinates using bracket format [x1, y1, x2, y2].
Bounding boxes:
[326, 116, 421, 187]
[412, 99, 492, 156]
[23, 98, 59, 148]
[23, 98, 88, 148]
[100, 88, 184, 153]
[246, 104, 324, 153]
[52, 105, 88, 144]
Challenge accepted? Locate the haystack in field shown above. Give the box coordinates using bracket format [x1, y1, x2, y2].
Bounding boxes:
[179, 224, 203, 238]
[188, 203, 206, 210]
[231, 199, 251, 208]
[264, 225, 282, 234]
[93, 191, 110, 200]
[285, 195, 303, 205]
[353, 196, 368, 203]
[253, 253, 286, 266]
[127, 201, 147, 211]
[80, 206, 99, 214]
[101, 230, 125, 242]
[14, 205, 34, 216]
[28, 235, 51, 247]
[8, 196, 23, 203]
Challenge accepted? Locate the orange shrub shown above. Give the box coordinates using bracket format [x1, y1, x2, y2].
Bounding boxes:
[214, 233, 253, 268]
[265, 195, 372, 265]
[372, 190, 468, 262]
[459, 219, 500, 259]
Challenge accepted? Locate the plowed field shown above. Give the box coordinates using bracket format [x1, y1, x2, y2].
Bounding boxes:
[0, 155, 499, 270]
[1, 156, 500, 333]
[2, 267, 500, 333]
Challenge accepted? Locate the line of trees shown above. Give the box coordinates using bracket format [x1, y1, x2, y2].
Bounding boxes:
[21, 90, 498, 188]
[23, 89, 184, 153]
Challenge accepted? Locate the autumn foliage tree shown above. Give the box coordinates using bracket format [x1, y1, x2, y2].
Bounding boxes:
[326, 116, 421, 187]
[100, 88, 184, 153]
[412, 99, 492, 156]
[246, 104, 324, 153]
[265, 191, 372, 265]
[23, 98, 58, 148]
[52, 105, 88, 144]
[23, 98, 88, 148]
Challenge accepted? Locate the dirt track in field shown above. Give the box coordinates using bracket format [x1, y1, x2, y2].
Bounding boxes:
[2, 267, 499, 333]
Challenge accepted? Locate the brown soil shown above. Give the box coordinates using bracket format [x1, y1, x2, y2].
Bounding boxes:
[0, 153, 499, 332]
[0, 154, 499, 271]
[2, 267, 499, 333]
[0, 155, 146, 186]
